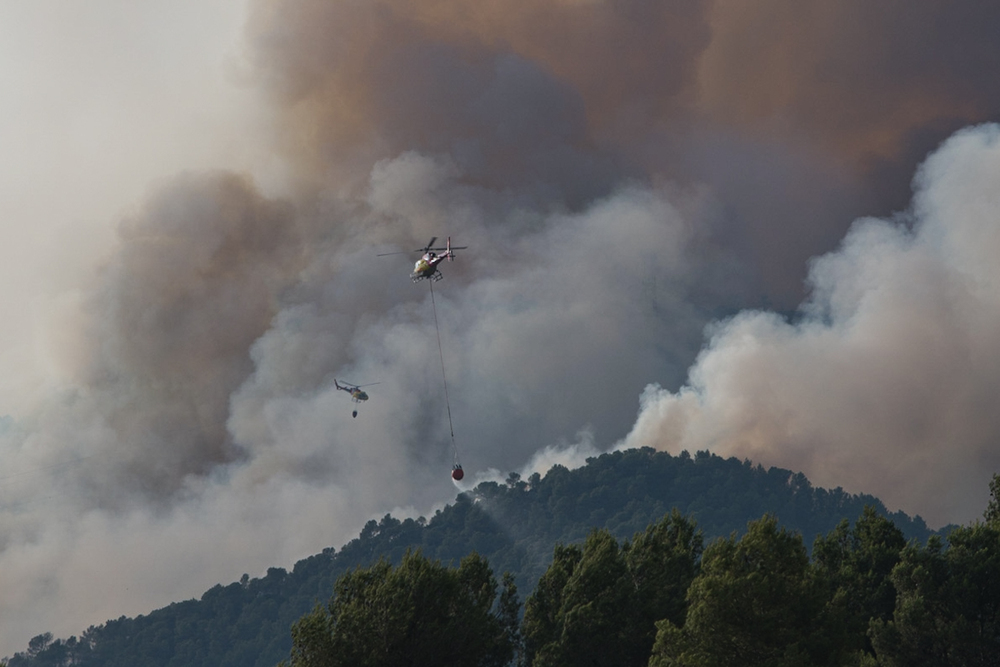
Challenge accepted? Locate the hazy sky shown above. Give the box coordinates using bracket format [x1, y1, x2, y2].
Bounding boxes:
[3, 0, 1000, 656]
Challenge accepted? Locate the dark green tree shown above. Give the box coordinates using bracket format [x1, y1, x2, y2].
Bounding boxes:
[868, 536, 951, 666]
[812, 506, 906, 659]
[623, 509, 703, 647]
[650, 515, 829, 667]
[282, 550, 520, 667]
[869, 473, 1000, 666]
[521, 543, 582, 664]
[936, 523, 1000, 665]
[985, 473, 1000, 527]
[547, 529, 633, 667]
[521, 510, 701, 667]
[870, 524, 1000, 666]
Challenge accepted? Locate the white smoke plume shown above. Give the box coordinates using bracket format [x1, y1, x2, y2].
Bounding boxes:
[621, 125, 1000, 527]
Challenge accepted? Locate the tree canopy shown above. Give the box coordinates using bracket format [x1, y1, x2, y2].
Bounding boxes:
[522, 510, 701, 667]
[282, 551, 519, 667]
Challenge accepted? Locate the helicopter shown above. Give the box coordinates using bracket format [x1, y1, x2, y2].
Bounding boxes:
[334, 379, 380, 418]
[377, 236, 468, 282]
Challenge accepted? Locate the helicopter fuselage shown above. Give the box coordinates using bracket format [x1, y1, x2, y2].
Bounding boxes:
[411, 252, 447, 282]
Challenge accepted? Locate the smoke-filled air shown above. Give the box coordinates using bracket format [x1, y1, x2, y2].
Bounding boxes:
[3, 0, 1000, 655]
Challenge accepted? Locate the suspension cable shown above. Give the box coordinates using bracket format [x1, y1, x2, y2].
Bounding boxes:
[429, 280, 460, 466]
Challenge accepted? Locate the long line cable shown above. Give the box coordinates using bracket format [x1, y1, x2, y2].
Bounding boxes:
[429, 279, 460, 466]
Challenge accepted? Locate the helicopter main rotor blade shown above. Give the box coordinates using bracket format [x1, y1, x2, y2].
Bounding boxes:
[376, 250, 416, 256]
[341, 381, 380, 388]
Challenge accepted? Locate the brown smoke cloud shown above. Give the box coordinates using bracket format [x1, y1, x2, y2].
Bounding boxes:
[699, 1, 1000, 165]
[689, 0, 1000, 301]
[244, 0, 711, 203]
[245, 0, 1000, 303]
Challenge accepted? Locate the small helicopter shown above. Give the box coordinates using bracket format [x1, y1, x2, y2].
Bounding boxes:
[377, 236, 468, 282]
[334, 379, 380, 418]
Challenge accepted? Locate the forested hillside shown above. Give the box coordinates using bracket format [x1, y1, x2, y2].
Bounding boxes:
[5, 448, 936, 667]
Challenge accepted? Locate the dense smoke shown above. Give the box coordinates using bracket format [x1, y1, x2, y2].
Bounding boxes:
[4, 0, 1000, 656]
[621, 126, 1000, 526]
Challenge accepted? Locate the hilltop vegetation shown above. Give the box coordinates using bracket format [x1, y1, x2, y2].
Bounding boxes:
[5, 448, 936, 666]
[282, 500, 1000, 666]
[285, 497, 1000, 666]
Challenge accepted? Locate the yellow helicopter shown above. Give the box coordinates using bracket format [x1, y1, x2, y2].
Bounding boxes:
[378, 237, 468, 282]
[334, 379, 380, 418]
